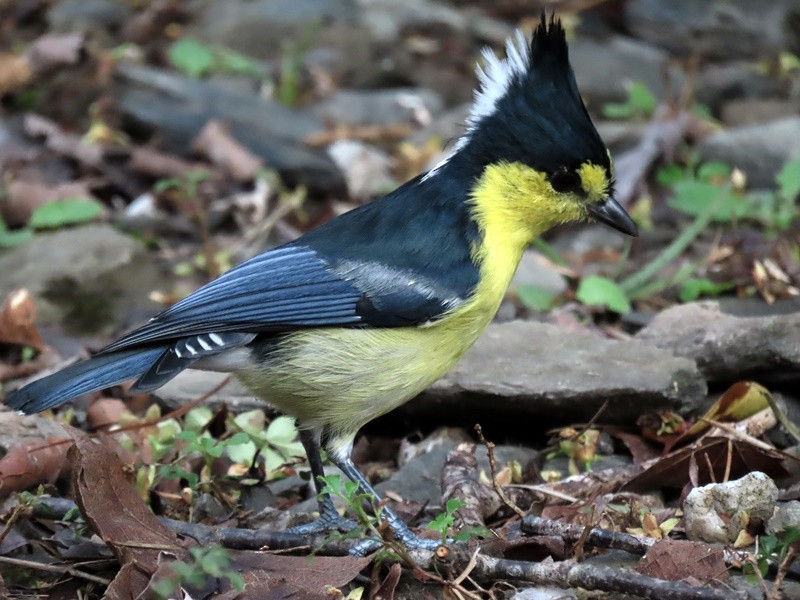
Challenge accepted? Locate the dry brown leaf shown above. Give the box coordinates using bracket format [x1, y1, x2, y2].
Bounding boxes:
[623, 437, 794, 492]
[105, 562, 153, 600]
[229, 550, 371, 593]
[191, 120, 262, 181]
[86, 398, 129, 430]
[637, 539, 728, 584]
[70, 433, 188, 574]
[128, 146, 210, 179]
[0, 53, 32, 95]
[24, 33, 85, 74]
[0, 288, 44, 350]
[23, 113, 104, 167]
[0, 437, 71, 499]
[1, 180, 97, 227]
[370, 562, 401, 600]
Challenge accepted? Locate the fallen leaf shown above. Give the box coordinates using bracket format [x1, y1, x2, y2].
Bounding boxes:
[191, 120, 262, 181]
[229, 550, 371, 593]
[2, 180, 97, 227]
[678, 382, 772, 443]
[370, 562, 401, 600]
[24, 32, 85, 74]
[0, 288, 44, 350]
[0, 437, 71, 499]
[624, 437, 794, 492]
[86, 398, 130, 430]
[70, 433, 188, 581]
[637, 539, 728, 583]
[0, 53, 32, 95]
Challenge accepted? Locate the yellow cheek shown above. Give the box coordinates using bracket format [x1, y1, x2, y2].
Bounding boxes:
[578, 163, 610, 201]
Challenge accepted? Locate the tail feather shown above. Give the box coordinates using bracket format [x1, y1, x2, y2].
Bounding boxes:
[5, 346, 169, 414]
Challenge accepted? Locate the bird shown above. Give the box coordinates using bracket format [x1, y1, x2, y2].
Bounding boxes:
[5, 14, 637, 552]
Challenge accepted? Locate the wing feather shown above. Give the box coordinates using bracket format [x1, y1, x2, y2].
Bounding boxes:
[100, 245, 363, 353]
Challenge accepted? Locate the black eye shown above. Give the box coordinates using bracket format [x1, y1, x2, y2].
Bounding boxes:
[549, 170, 581, 194]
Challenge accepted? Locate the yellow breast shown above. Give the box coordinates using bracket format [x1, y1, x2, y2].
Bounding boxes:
[238, 162, 569, 440]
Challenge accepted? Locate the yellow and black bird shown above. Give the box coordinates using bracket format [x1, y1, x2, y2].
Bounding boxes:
[5, 15, 636, 551]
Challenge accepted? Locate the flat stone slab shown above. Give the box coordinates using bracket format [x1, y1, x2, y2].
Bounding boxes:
[636, 301, 800, 384]
[157, 320, 706, 427]
[0, 224, 160, 336]
[406, 320, 706, 425]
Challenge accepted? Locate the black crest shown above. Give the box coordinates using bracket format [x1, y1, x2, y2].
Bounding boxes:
[454, 12, 611, 182]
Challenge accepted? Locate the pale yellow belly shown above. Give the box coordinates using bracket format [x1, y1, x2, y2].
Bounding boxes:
[236, 300, 495, 440]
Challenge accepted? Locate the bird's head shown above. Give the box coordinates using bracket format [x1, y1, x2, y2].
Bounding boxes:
[438, 14, 637, 240]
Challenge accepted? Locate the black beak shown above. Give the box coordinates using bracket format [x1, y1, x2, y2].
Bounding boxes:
[588, 196, 638, 237]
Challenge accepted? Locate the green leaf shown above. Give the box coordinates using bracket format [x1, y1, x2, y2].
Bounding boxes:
[264, 416, 298, 445]
[656, 164, 686, 187]
[516, 285, 556, 311]
[668, 181, 745, 223]
[168, 39, 214, 77]
[576, 276, 631, 313]
[216, 47, 262, 76]
[601, 102, 632, 120]
[184, 406, 214, 432]
[29, 198, 103, 229]
[679, 278, 736, 302]
[628, 81, 657, 115]
[696, 161, 731, 183]
[776, 158, 800, 200]
[0, 217, 33, 247]
[226, 439, 257, 465]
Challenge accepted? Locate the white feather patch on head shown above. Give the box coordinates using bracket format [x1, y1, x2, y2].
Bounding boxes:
[423, 30, 530, 181]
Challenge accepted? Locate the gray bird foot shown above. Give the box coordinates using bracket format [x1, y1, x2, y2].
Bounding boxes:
[287, 511, 359, 535]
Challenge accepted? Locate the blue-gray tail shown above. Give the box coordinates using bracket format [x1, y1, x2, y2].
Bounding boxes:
[5, 346, 169, 414]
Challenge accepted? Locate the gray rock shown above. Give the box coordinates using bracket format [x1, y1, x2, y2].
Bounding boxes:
[0, 225, 160, 336]
[684, 472, 778, 543]
[695, 62, 785, 112]
[635, 301, 800, 384]
[327, 140, 396, 200]
[407, 321, 706, 426]
[513, 588, 577, 600]
[698, 117, 800, 188]
[313, 88, 443, 127]
[114, 64, 344, 194]
[767, 500, 800, 534]
[720, 99, 799, 127]
[624, 0, 800, 60]
[154, 371, 267, 413]
[510, 250, 567, 298]
[406, 102, 470, 148]
[356, 0, 509, 44]
[48, 0, 133, 33]
[570, 35, 680, 105]
[375, 440, 536, 507]
[190, 0, 358, 57]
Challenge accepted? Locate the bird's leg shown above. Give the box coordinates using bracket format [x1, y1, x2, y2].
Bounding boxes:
[286, 428, 358, 534]
[325, 436, 443, 555]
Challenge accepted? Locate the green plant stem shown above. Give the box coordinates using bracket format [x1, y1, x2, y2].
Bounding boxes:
[619, 186, 729, 295]
[531, 238, 568, 266]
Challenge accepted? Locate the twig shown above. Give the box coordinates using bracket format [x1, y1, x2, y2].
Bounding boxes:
[475, 555, 746, 600]
[505, 484, 579, 504]
[522, 515, 655, 555]
[0, 503, 25, 548]
[772, 546, 797, 599]
[474, 424, 526, 519]
[452, 547, 480, 587]
[0, 555, 111, 586]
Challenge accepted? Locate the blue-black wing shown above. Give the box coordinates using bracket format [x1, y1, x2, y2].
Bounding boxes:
[100, 245, 364, 353]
